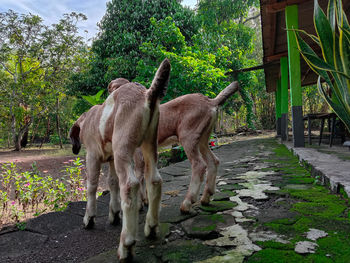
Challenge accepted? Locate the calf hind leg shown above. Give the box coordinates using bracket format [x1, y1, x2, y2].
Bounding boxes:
[180, 141, 207, 214]
[115, 154, 140, 261]
[200, 145, 219, 205]
[83, 153, 101, 229]
[134, 148, 147, 209]
[108, 160, 121, 225]
[141, 141, 162, 238]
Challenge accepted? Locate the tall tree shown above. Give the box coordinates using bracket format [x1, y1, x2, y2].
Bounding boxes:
[0, 10, 86, 150]
[69, 0, 198, 100]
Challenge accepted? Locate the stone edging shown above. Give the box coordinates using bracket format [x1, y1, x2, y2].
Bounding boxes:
[283, 141, 350, 198]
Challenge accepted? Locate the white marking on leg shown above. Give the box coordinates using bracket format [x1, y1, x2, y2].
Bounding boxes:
[84, 180, 98, 226]
[99, 94, 115, 139]
[119, 164, 140, 257]
[145, 169, 162, 232]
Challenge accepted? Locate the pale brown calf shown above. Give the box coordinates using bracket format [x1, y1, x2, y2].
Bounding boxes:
[69, 59, 171, 261]
[109, 81, 240, 213]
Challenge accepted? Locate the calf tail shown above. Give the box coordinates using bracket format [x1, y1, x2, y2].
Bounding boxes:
[69, 123, 81, 155]
[146, 58, 171, 108]
[211, 81, 240, 106]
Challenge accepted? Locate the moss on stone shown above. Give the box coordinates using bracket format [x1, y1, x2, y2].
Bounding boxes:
[199, 201, 237, 213]
[286, 185, 340, 202]
[285, 177, 315, 184]
[339, 186, 350, 201]
[190, 214, 226, 232]
[219, 184, 246, 191]
[245, 140, 350, 263]
[314, 234, 350, 262]
[255, 241, 294, 250]
[208, 214, 226, 223]
[162, 241, 216, 263]
[271, 217, 300, 225]
[192, 224, 216, 232]
[246, 248, 304, 263]
[264, 222, 295, 236]
[292, 202, 346, 218]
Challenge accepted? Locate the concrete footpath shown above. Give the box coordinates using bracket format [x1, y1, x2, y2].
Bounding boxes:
[285, 142, 350, 195]
[1, 138, 350, 263]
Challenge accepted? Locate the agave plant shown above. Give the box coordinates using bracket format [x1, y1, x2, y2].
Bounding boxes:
[295, 0, 350, 132]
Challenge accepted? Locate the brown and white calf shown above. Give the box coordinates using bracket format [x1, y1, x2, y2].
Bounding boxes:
[109, 81, 240, 213]
[69, 59, 171, 261]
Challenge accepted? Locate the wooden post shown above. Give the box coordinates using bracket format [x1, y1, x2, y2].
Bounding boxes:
[280, 57, 289, 141]
[275, 79, 282, 136]
[285, 4, 305, 147]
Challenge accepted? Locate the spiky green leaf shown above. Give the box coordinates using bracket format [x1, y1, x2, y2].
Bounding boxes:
[314, 0, 334, 65]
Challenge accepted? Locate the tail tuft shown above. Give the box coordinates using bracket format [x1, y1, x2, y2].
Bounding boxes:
[147, 58, 171, 105]
[211, 81, 239, 106]
[69, 124, 81, 155]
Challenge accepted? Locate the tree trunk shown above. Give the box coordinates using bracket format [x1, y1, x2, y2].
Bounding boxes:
[7, 131, 10, 148]
[40, 118, 50, 148]
[56, 97, 63, 149]
[14, 118, 33, 151]
[20, 130, 28, 148]
[30, 119, 41, 145]
[10, 111, 18, 150]
[13, 116, 20, 151]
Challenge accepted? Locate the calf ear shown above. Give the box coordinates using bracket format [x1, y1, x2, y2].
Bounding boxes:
[107, 78, 130, 94]
[148, 58, 171, 100]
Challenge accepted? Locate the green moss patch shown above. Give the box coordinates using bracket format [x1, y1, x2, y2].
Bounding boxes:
[285, 177, 315, 184]
[212, 191, 234, 201]
[218, 184, 246, 191]
[161, 240, 217, 263]
[246, 248, 304, 263]
[292, 202, 346, 218]
[255, 241, 294, 250]
[199, 201, 237, 213]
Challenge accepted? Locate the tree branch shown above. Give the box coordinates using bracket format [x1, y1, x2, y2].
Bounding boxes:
[0, 61, 14, 76]
[22, 65, 42, 77]
[243, 13, 261, 25]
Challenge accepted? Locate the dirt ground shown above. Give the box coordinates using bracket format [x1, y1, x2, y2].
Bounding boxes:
[0, 145, 85, 175]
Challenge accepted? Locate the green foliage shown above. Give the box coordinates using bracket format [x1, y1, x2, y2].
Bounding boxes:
[295, 0, 350, 131]
[0, 158, 86, 224]
[135, 16, 231, 102]
[69, 0, 198, 99]
[196, 0, 259, 29]
[239, 85, 257, 129]
[82, 89, 106, 106]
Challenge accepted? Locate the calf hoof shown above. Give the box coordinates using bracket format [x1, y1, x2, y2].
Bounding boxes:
[83, 215, 95, 229]
[200, 195, 211, 206]
[109, 210, 121, 225]
[144, 223, 159, 239]
[118, 244, 134, 262]
[180, 199, 192, 214]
